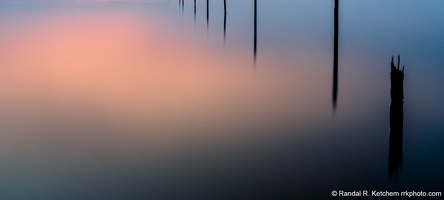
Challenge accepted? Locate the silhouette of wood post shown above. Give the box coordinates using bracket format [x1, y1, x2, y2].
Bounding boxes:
[389, 54, 405, 178]
[224, 0, 227, 39]
[254, 0, 257, 62]
[390, 55, 404, 105]
[207, 0, 209, 26]
[333, 0, 339, 110]
[194, 0, 196, 19]
[224, 0, 227, 15]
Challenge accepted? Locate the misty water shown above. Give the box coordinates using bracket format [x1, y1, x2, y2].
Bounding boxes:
[0, 0, 443, 199]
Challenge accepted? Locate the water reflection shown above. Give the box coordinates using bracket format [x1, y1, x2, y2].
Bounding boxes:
[194, 0, 197, 21]
[333, 0, 339, 111]
[389, 55, 405, 178]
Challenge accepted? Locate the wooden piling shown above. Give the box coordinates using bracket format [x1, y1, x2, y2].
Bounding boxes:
[224, 0, 227, 15]
[389, 54, 404, 178]
[333, 0, 339, 109]
[254, 0, 257, 61]
[224, 0, 227, 39]
[207, 0, 209, 25]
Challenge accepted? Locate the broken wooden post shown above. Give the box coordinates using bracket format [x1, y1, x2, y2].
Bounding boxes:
[389, 54, 405, 178]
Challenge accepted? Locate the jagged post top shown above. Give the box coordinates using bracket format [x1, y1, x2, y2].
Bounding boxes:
[392, 54, 405, 73]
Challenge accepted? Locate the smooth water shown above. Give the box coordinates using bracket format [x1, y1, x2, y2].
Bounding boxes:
[0, 0, 443, 199]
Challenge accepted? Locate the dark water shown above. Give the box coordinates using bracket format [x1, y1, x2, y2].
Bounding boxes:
[0, 0, 443, 199]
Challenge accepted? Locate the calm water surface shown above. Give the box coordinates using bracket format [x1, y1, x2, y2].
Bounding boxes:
[0, 0, 443, 199]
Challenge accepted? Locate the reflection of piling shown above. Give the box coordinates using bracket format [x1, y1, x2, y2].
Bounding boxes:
[253, 0, 257, 62]
[389, 55, 405, 178]
[333, 0, 339, 110]
[194, 0, 196, 20]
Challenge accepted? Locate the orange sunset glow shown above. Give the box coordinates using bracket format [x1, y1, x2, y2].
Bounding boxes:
[0, 10, 328, 143]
